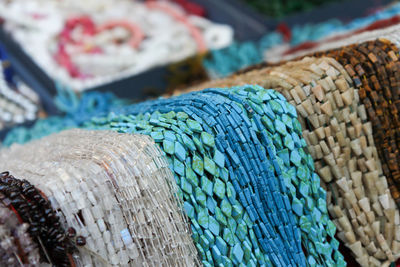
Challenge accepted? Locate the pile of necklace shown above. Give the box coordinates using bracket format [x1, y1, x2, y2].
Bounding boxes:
[0, 47, 41, 132]
[0, 0, 233, 92]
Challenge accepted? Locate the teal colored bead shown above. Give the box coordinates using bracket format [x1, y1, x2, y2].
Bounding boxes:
[226, 182, 236, 203]
[176, 111, 188, 121]
[232, 243, 244, 264]
[204, 156, 216, 176]
[162, 139, 174, 154]
[261, 115, 275, 133]
[206, 250, 213, 262]
[299, 182, 310, 197]
[150, 131, 163, 142]
[277, 148, 290, 167]
[212, 245, 222, 264]
[183, 201, 195, 219]
[204, 229, 215, 245]
[213, 178, 226, 199]
[242, 213, 253, 228]
[243, 240, 252, 262]
[236, 223, 248, 241]
[254, 248, 264, 264]
[232, 204, 243, 219]
[283, 135, 295, 151]
[201, 176, 214, 196]
[180, 177, 193, 194]
[221, 199, 232, 217]
[196, 244, 206, 260]
[269, 99, 284, 114]
[213, 150, 225, 168]
[164, 130, 176, 141]
[292, 197, 303, 216]
[308, 255, 317, 267]
[200, 235, 210, 250]
[191, 229, 199, 243]
[173, 158, 185, 176]
[227, 217, 237, 232]
[223, 228, 235, 246]
[192, 153, 204, 175]
[290, 150, 302, 167]
[247, 259, 256, 267]
[195, 188, 207, 207]
[274, 119, 287, 135]
[174, 141, 186, 161]
[326, 220, 336, 237]
[299, 214, 312, 232]
[186, 166, 199, 187]
[220, 167, 229, 182]
[201, 132, 215, 147]
[209, 216, 220, 236]
[164, 111, 176, 119]
[178, 121, 193, 135]
[215, 206, 227, 226]
[182, 134, 196, 151]
[193, 136, 205, 155]
[317, 198, 327, 213]
[222, 256, 233, 267]
[186, 119, 203, 133]
[281, 114, 293, 129]
[296, 165, 308, 182]
[216, 236, 228, 255]
[198, 209, 209, 228]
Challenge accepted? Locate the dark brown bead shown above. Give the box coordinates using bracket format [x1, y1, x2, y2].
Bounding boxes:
[76, 236, 86, 246]
[67, 227, 76, 238]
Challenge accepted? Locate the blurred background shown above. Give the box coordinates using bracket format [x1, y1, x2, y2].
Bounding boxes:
[0, 0, 397, 141]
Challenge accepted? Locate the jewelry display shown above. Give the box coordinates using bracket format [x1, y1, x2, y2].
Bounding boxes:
[0, 0, 233, 92]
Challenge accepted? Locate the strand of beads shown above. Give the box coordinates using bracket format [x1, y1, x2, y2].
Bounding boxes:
[178, 55, 400, 266]
[86, 84, 344, 266]
[0, 129, 199, 266]
[0, 172, 76, 266]
[0, 200, 40, 266]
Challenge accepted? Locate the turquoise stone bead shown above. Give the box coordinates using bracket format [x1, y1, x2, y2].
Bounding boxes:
[221, 199, 232, 217]
[173, 158, 185, 176]
[201, 176, 214, 196]
[150, 131, 163, 142]
[204, 156, 216, 175]
[213, 150, 225, 168]
[209, 216, 220, 236]
[174, 141, 186, 161]
[184, 201, 195, 219]
[198, 209, 209, 228]
[223, 228, 235, 246]
[192, 153, 204, 175]
[162, 139, 174, 154]
[186, 166, 199, 187]
[200, 235, 210, 250]
[216, 236, 228, 255]
[212, 245, 222, 264]
[195, 188, 207, 207]
[187, 119, 203, 133]
[232, 243, 244, 264]
[213, 178, 226, 199]
[201, 131, 215, 147]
